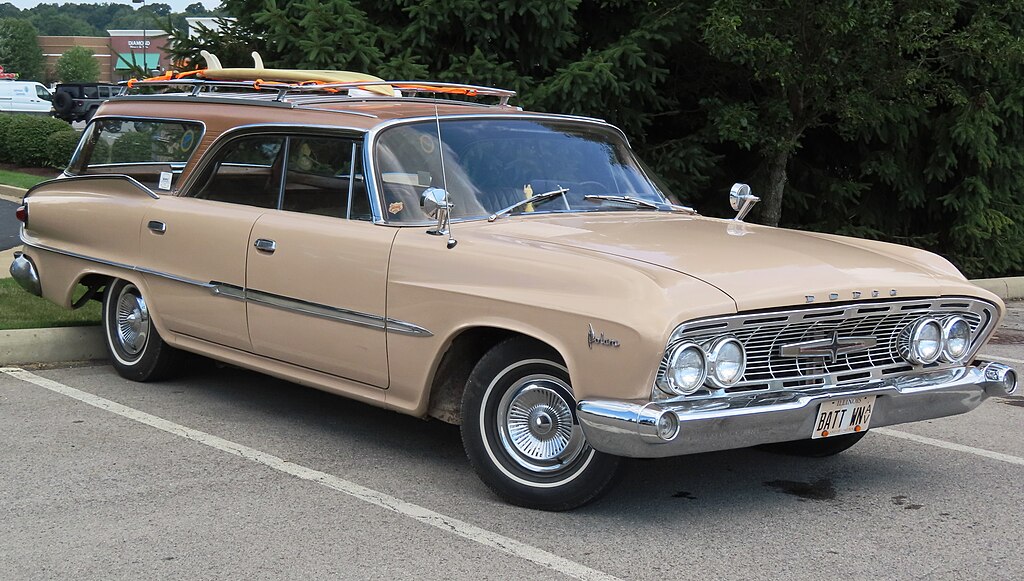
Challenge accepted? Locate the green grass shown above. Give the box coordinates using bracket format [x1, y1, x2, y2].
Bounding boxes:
[0, 170, 46, 190]
[0, 278, 101, 330]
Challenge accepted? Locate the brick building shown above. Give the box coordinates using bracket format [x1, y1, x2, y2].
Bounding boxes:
[38, 30, 170, 83]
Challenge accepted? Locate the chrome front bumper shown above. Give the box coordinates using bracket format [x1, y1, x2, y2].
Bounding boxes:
[577, 361, 1018, 458]
[9, 251, 41, 296]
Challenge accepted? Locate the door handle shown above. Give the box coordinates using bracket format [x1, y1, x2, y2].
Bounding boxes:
[147, 220, 166, 234]
[254, 238, 277, 253]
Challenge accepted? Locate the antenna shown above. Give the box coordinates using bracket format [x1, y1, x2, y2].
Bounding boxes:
[433, 101, 457, 249]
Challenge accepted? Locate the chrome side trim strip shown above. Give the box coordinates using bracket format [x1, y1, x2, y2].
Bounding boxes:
[21, 239, 213, 288]
[212, 284, 432, 337]
[21, 240, 432, 337]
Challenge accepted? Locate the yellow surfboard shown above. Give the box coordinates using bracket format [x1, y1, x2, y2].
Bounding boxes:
[197, 68, 394, 96]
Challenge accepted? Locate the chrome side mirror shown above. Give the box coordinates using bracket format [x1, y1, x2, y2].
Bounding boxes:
[729, 183, 760, 222]
[421, 187, 449, 220]
[422, 187, 457, 248]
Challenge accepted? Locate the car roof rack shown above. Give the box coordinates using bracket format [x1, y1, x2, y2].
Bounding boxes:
[120, 76, 517, 107]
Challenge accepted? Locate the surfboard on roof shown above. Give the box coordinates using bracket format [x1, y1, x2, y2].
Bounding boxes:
[195, 50, 394, 96]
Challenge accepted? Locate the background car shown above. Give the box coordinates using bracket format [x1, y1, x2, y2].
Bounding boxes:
[0, 79, 53, 115]
[52, 83, 120, 123]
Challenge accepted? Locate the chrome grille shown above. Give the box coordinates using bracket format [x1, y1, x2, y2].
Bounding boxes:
[660, 297, 998, 395]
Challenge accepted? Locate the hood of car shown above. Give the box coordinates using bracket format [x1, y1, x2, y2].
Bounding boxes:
[482, 212, 966, 311]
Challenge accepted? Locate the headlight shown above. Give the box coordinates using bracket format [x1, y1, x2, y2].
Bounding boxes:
[706, 337, 746, 387]
[907, 318, 942, 364]
[941, 316, 971, 362]
[659, 343, 707, 396]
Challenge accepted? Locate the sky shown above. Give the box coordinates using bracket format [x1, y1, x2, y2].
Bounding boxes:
[6, 0, 221, 11]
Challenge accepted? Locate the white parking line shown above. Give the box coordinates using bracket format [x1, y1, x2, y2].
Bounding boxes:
[979, 353, 1024, 366]
[875, 428, 1024, 466]
[0, 367, 621, 581]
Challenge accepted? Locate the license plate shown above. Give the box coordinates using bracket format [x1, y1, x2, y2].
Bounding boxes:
[812, 395, 875, 439]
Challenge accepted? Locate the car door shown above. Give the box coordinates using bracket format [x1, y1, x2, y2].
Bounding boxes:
[244, 134, 394, 388]
[140, 133, 285, 351]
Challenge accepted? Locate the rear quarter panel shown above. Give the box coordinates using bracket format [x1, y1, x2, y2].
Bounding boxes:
[22, 177, 153, 306]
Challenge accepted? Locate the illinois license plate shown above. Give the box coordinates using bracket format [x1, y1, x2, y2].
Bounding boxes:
[812, 395, 875, 439]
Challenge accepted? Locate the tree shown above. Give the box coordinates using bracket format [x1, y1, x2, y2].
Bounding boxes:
[700, 1, 936, 226]
[184, 3, 208, 16]
[0, 3, 20, 18]
[30, 12, 101, 36]
[146, 3, 173, 17]
[0, 18, 44, 81]
[55, 46, 100, 83]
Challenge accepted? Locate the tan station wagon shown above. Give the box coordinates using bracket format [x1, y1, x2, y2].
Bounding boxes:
[9, 66, 1019, 510]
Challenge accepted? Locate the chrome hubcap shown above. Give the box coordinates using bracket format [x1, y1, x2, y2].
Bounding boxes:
[497, 376, 587, 474]
[115, 285, 149, 357]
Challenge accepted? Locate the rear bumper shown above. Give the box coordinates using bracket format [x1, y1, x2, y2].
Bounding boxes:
[9, 251, 41, 296]
[577, 361, 1018, 458]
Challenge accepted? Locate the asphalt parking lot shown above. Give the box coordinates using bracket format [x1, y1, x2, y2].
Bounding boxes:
[1, 323, 1021, 580]
[1, 198, 20, 250]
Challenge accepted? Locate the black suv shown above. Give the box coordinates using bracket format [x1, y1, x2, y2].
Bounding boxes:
[52, 83, 121, 123]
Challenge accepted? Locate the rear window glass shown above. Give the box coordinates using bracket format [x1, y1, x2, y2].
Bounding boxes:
[68, 118, 203, 190]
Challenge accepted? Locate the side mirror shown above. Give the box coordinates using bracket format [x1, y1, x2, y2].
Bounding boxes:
[422, 187, 456, 247]
[729, 183, 760, 222]
[421, 187, 450, 220]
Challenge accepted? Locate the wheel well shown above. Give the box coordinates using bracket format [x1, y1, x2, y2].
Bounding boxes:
[426, 327, 564, 425]
[74, 273, 112, 308]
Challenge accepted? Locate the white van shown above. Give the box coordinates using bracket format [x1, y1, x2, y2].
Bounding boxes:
[0, 80, 53, 115]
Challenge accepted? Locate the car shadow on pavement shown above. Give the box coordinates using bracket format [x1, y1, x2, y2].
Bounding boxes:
[145, 360, 938, 519]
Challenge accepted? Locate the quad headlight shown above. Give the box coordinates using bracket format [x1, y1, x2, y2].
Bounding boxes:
[659, 342, 707, 396]
[905, 316, 974, 365]
[907, 318, 943, 364]
[940, 316, 971, 363]
[706, 337, 746, 387]
[658, 337, 747, 397]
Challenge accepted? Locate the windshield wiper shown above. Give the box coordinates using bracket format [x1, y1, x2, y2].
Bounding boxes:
[488, 187, 570, 222]
[583, 194, 697, 215]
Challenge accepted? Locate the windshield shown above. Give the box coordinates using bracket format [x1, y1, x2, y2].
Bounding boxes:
[375, 118, 670, 222]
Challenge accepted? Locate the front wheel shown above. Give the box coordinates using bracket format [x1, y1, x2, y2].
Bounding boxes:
[461, 338, 621, 510]
[103, 278, 180, 382]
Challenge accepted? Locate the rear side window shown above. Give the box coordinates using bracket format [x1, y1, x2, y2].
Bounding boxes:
[282, 136, 368, 219]
[68, 118, 203, 190]
[188, 133, 372, 220]
[190, 135, 286, 209]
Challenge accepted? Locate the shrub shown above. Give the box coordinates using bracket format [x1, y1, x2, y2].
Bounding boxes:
[5, 115, 74, 166]
[45, 129, 82, 169]
[0, 114, 13, 161]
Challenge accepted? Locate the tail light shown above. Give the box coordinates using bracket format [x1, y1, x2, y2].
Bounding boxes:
[15, 204, 27, 225]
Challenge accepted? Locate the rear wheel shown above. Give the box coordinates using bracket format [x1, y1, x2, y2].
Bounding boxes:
[461, 337, 621, 510]
[758, 431, 868, 457]
[103, 279, 179, 381]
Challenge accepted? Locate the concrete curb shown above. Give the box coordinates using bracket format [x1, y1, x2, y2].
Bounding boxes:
[0, 184, 28, 202]
[0, 326, 108, 366]
[971, 277, 1024, 301]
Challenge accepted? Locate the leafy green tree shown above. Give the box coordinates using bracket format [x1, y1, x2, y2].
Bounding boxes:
[30, 12, 101, 36]
[0, 3, 20, 18]
[55, 46, 101, 83]
[0, 18, 44, 81]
